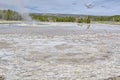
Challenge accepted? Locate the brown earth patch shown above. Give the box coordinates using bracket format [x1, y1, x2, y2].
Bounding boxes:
[0, 75, 5, 80]
[55, 53, 111, 64]
[104, 76, 120, 80]
[0, 41, 11, 49]
[55, 44, 73, 50]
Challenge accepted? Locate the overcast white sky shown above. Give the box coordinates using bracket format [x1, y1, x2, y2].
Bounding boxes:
[0, 0, 120, 15]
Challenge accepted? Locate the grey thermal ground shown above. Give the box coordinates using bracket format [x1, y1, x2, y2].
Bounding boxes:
[0, 22, 120, 80]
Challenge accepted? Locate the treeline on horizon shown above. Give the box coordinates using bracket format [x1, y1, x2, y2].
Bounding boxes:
[30, 14, 91, 23]
[0, 9, 22, 20]
[0, 9, 120, 23]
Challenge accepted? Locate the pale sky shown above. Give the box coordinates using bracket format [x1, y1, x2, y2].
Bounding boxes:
[0, 0, 120, 15]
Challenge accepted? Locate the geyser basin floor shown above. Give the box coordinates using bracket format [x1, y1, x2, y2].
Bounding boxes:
[0, 22, 120, 34]
[0, 22, 120, 80]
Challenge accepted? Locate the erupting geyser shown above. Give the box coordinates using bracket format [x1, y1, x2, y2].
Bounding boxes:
[14, 0, 32, 21]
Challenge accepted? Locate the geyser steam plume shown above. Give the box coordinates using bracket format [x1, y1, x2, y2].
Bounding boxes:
[14, 0, 32, 21]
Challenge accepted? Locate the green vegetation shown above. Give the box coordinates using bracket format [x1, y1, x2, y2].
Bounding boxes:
[77, 18, 83, 23]
[0, 9, 22, 20]
[77, 16, 91, 23]
[1, 9, 120, 24]
[31, 14, 120, 24]
[31, 14, 76, 22]
[90, 15, 120, 22]
[31, 14, 91, 23]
